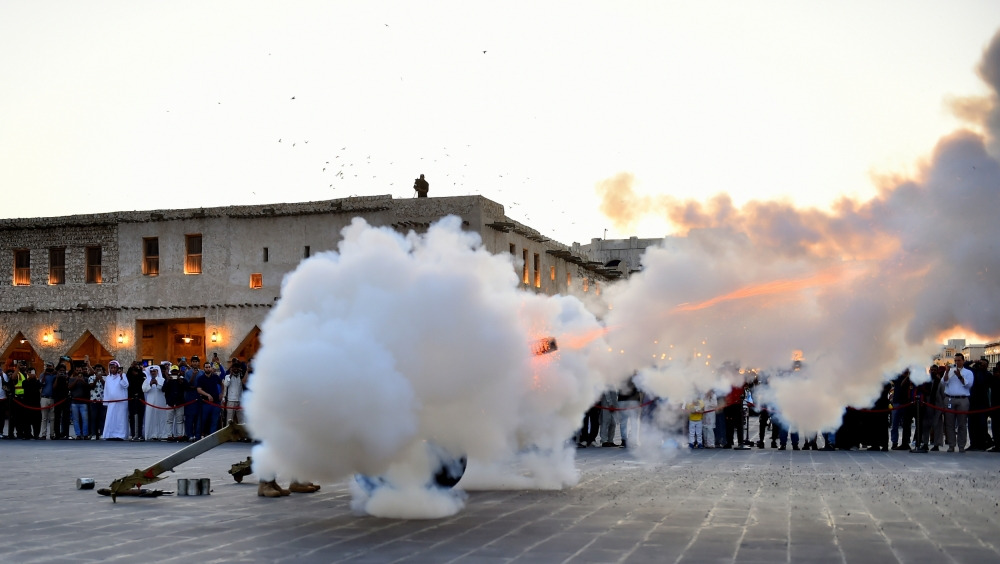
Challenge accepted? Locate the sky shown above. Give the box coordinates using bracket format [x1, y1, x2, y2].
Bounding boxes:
[2, 1, 998, 248]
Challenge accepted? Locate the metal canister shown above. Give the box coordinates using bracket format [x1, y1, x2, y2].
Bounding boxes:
[177, 478, 189, 495]
[199, 478, 211, 495]
[187, 479, 201, 496]
[76, 478, 95, 490]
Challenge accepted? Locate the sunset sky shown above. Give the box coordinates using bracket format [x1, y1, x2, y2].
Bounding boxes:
[1, 1, 998, 248]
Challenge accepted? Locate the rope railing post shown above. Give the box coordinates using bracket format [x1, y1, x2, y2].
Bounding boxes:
[911, 393, 926, 453]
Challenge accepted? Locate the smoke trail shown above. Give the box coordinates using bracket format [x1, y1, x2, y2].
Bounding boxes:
[243, 216, 609, 518]
[595, 29, 1000, 433]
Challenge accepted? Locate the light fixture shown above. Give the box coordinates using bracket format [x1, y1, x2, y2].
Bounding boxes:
[19, 339, 26, 344]
[211, 330, 219, 343]
[117, 333, 124, 344]
[42, 333, 52, 343]
[182, 335, 193, 344]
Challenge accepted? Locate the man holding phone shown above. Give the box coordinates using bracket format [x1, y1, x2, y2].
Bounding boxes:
[942, 353, 974, 452]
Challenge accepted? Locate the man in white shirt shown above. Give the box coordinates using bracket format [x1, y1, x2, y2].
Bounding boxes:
[942, 353, 974, 452]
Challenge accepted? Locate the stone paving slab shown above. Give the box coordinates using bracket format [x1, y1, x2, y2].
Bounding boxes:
[1, 439, 999, 563]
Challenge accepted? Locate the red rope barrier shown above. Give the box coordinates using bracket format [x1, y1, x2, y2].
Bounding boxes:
[595, 399, 656, 412]
[923, 402, 1000, 416]
[847, 401, 917, 414]
[10, 398, 68, 411]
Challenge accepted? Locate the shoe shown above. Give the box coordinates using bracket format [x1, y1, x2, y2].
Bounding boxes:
[792, 445, 800, 451]
[988, 447, 1000, 453]
[601, 442, 615, 447]
[289, 481, 321, 493]
[930, 446, 940, 452]
[756, 441, 764, 448]
[257, 481, 283, 498]
[778, 445, 786, 451]
[770, 441, 778, 448]
[577, 442, 588, 449]
[947, 446, 955, 452]
[697, 444, 705, 449]
[822, 445, 835, 451]
[621, 440, 627, 448]
[689, 442, 695, 449]
[958, 447, 965, 453]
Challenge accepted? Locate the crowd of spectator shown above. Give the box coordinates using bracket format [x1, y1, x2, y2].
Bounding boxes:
[0, 354, 250, 442]
[577, 355, 1000, 453]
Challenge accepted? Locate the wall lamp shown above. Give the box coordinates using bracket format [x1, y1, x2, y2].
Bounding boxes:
[211, 330, 219, 343]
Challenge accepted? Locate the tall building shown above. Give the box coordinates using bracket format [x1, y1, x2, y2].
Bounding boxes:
[0, 195, 611, 371]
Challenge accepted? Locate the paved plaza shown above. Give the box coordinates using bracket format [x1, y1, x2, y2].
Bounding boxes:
[1, 436, 1000, 563]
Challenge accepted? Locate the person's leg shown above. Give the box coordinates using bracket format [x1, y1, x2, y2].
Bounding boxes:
[956, 397, 969, 451]
[757, 411, 769, 447]
[944, 410, 956, 449]
[890, 409, 901, 447]
[39, 398, 52, 438]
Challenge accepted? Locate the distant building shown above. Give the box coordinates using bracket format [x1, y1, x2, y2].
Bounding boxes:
[573, 236, 666, 279]
[0, 195, 612, 371]
[962, 344, 986, 364]
[985, 340, 999, 371]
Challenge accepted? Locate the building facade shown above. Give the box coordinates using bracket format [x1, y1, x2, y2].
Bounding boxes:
[0, 195, 611, 371]
[573, 235, 666, 279]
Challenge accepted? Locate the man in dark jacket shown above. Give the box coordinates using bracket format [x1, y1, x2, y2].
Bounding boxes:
[968, 358, 992, 450]
[21, 368, 42, 439]
[52, 364, 71, 439]
[126, 362, 146, 441]
[162, 364, 187, 441]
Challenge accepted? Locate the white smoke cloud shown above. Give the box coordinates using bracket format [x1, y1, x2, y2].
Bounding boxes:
[244, 216, 610, 518]
[594, 29, 1000, 434]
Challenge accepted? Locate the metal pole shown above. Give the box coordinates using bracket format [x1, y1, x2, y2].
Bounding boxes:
[911, 394, 926, 453]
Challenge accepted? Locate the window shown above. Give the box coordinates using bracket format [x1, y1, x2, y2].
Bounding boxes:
[533, 253, 541, 288]
[509, 243, 516, 255]
[250, 273, 263, 289]
[304, 246, 311, 259]
[86, 246, 102, 284]
[13, 250, 30, 286]
[550, 266, 556, 282]
[263, 247, 269, 262]
[185, 234, 202, 274]
[522, 249, 529, 285]
[582, 277, 589, 293]
[566, 272, 572, 289]
[143, 237, 159, 276]
[49, 247, 65, 285]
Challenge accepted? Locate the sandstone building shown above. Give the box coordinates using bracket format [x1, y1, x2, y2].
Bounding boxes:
[0, 195, 616, 371]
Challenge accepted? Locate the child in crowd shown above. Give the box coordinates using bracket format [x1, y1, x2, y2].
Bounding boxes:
[687, 397, 705, 448]
[702, 390, 717, 448]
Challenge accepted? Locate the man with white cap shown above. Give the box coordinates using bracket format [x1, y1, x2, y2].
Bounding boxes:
[102, 360, 130, 440]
